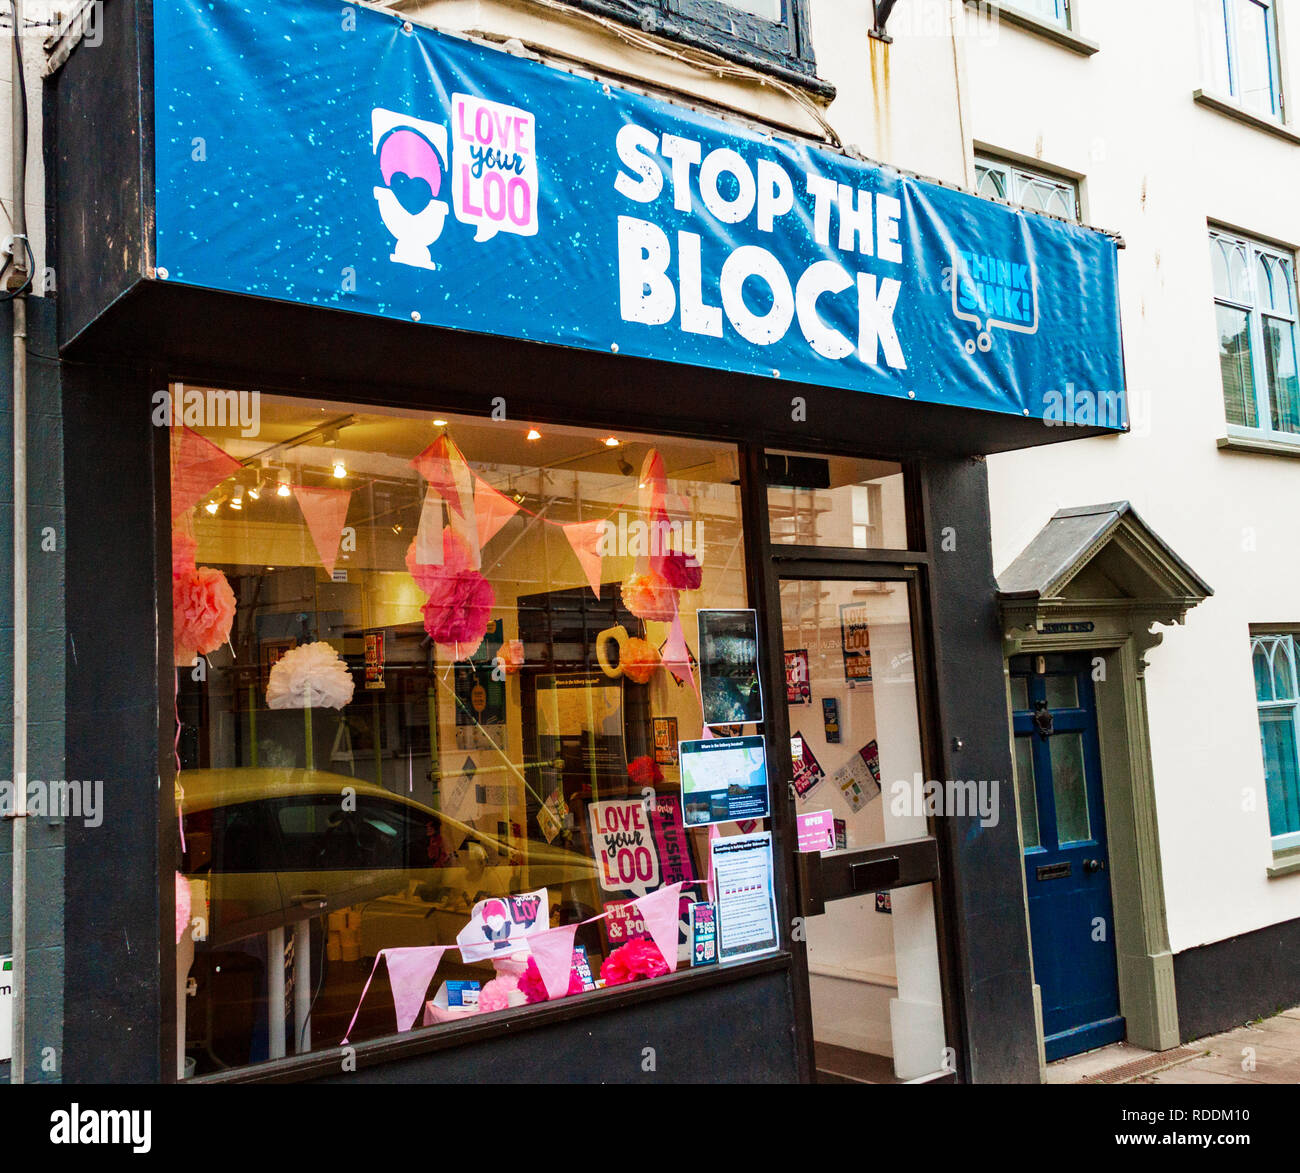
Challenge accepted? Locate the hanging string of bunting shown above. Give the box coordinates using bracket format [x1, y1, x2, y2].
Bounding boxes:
[340, 882, 697, 1042]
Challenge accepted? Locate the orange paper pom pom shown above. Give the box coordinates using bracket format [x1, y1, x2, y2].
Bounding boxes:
[174, 565, 236, 662]
[620, 637, 660, 684]
[620, 571, 678, 623]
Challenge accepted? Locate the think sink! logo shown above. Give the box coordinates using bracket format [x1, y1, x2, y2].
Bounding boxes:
[948, 246, 1039, 355]
[372, 94, 539, 269]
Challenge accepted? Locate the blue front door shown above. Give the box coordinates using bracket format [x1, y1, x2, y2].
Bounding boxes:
[1010, 653, 1123, 1061]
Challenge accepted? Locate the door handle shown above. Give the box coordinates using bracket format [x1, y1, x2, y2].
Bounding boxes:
[1083, 859, 1106, 874]
[291, 891, 328, 910]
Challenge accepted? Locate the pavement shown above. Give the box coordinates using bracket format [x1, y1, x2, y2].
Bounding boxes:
[1046, 1005, 1300, 1085]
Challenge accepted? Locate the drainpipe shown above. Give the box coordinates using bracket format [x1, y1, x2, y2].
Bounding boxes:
[8, 0, 30, 1085]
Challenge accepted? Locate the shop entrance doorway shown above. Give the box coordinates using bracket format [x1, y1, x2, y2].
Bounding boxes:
[1010, 653, 1123, 1060]
[778, 569, 954, 1083]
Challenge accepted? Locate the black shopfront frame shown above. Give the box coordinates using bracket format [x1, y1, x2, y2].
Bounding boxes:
[55, 0, 1059, 1082]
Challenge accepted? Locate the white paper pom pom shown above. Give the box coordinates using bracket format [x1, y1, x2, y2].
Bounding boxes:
[265, 641, 356, 711]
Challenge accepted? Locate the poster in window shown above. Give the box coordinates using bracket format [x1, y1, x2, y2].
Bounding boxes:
[679, 735, 770, 826]
[830, 739, 882, 813]
[785, 648, 811, 705]
[711, 832, 778, 962]
[652, 716, 679, 766]
[790, 731, 826, 800]
[821, 696, 841, 743]
[453, 619, 507, 750]
[535, 673, 627, 792]
[588, 799, 660, 896]
[698, 609, 764, 727]
[839, 602, 873, 687]
[364, 632, 385, 690]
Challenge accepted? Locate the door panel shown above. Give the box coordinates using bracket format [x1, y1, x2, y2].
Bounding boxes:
[1011, 653, 1123, 1060]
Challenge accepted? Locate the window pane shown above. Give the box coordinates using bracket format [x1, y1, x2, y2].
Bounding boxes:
[1275, 638, 1298, 700]
[1217, 303, 1258, 427]
[976, 164, 1007, 201]
[1049, 732, 1091, 844]
[172, 395, 748, 1072]
[1020, 0, 1067, 27]
[766, 452, 909, 549]
[1045, 675, 1078, 709]
[1198, 0, 1233, 93]
[722, 0, 783, 18]
[1014, 738, 1041, 850]
[1279, 259, 1296, 316]
[1255, 642, 1276, 701]
[1211, 237, 1234, 300]
[1009, 675, 1029, 712]
[1232, 0, 1277, 115]
[1263, 316, 1300, 434]
[1260, 708, 1300, 838]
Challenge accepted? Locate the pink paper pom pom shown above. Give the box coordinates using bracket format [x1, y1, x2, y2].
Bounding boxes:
[600, 939, 669, 986]
[173, 565, 236, 660]
[620, 572, 678, 623]
[519, 955, 585, 1004]
[478, 973, 525, 1013]
[407, 530, 495, 659]
[661, 550, 703, 591]
[175, 872, 191, 944]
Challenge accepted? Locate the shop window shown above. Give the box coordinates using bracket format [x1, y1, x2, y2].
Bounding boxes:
[974, 156, 1079, 221]
[1210, 229, 1300, 439]
[170, 396, 766, 1074]
[1251, 633, 1300, 851]
[1198, 0, 1284, 118]
[562, 0, 818, 88]
[765, 452, 909, 550]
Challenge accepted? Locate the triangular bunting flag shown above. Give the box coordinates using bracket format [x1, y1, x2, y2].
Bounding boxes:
[474, 476, 521, 550]
[528, 923, 580, 1001]
[383, 946, 448, 1033]
[563, 520, 606, 599]
[170, 425, 242, 519]
[411, 434, 467, 517]
[293, 485, 352, 577]
[634, 882, 684, 975]
[662, 607, 693, 686]
[414, 487, 445, 567]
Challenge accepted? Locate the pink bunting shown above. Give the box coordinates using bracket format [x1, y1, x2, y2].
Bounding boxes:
[413, 487, 445, 568]
[662, 607, 693, 686]
[563, 520, 606, 598]
[634, 882, 684, 974]
[384, 946, 449, 1033]
[293, 485, 352, 577]
[528, 923, 580, 1001]
[474, 476, 521, 549]
[170, 426, 242, 519]
[411, 434, 468, 517]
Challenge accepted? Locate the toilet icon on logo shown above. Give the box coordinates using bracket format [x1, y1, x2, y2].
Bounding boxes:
[372, 107, 449, 270]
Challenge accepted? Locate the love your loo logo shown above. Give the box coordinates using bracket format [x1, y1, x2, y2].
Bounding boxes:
[372, 93, 539, 269]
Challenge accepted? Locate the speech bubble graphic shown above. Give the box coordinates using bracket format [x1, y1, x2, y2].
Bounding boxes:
[451, 92, 539, 243]
[950, 245, 1039, 354]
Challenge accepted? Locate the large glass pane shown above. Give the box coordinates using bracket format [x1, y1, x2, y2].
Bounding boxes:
[1049, 732, 1091, 844]
[783, 578, 948, 1081]
[1045, 675, 1078, 710]
[767, 452, 908, 550]
[171, 393, 750, 1074]
[1254, 641, 1276, 701]
[1009, 675, 1029, 712]
[1198, 0, 1233, 94]
[1263, 316, 1300, 434]
[1013, 738, 1041, 850]
[1233, 0, 1277, 115]
[1260, 708, 1300, 837]
[1217, 303, 1258, 427]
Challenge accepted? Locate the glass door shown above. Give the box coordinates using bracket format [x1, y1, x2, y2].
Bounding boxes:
[780, 573, 952, 1083]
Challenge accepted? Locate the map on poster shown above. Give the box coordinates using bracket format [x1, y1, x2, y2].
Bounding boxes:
[830, 740, 882, 813]
[711, 833, 778, 962]
[679, 736, 770, 826]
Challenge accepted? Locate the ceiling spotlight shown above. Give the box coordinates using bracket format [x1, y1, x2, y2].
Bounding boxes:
[277, 468, 292, 497]
[332, 460, 347, 479]
[204, 499, 220, 515]
[433, 418, 448, 427]
[230, 495, 243, 510]
[526, 428, 541, 441]
[247, 483, 261, 501]
[391, 522, 404, 535]
[603, 436, 620, 447]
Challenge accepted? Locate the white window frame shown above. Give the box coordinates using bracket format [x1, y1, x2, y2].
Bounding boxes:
[974, 155, 1080, 221]
[1210, 228, 1300, 443]
[1202, 0, 1286, 119]
[1252, 633, 1300, 852]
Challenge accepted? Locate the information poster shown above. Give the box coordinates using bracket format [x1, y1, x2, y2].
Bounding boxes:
[791, 732, 825, 800]
[455, 618, 506, 749]
[839, 602, 873, 687]
[821, 697, 841, 743]
[652, 716, 679, 766]
[711, 832, 778, 962]
[785, 649, 811, 705]
[689, 902, 718, 967]
[679, 735, 770, 826]
[535, 672, 627, 790]
[830, 739, 883, 813]
[698, 609, 764, 727]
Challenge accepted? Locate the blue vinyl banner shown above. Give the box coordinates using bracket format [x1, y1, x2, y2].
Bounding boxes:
[154, 0, 1126, 426]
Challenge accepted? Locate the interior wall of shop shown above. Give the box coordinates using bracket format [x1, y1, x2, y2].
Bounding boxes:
[967, 2, 1300, 1029]
[0, 298, 65, 1085]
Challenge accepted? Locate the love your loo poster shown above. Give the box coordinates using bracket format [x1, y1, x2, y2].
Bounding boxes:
[153, 0, 1127, 425]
